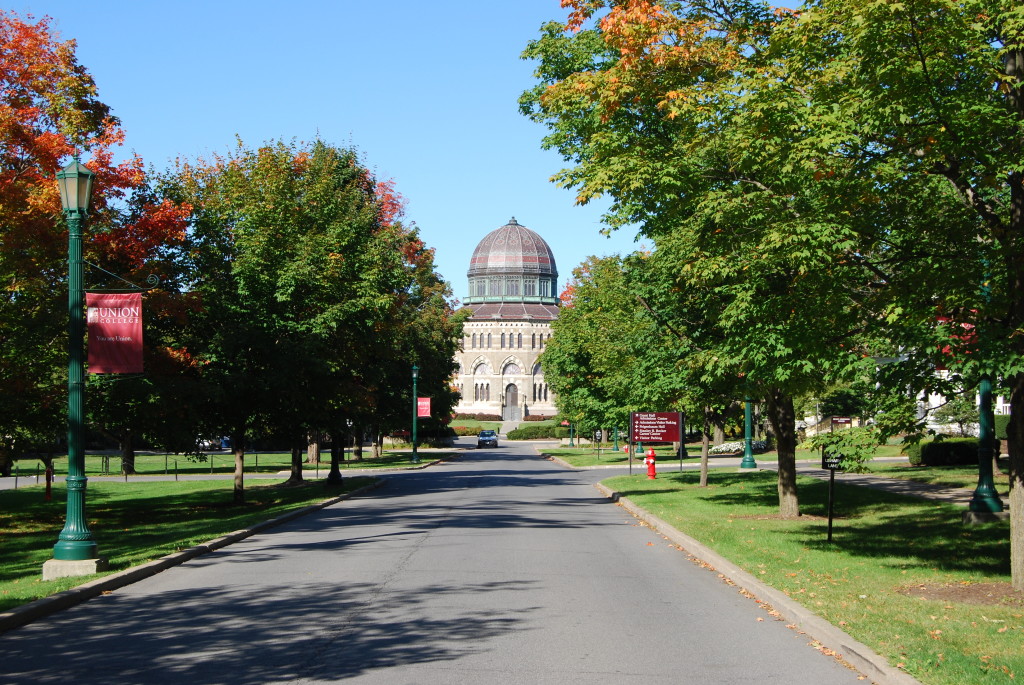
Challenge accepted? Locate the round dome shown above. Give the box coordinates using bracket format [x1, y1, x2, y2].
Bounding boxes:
[468, 217, 558, 278]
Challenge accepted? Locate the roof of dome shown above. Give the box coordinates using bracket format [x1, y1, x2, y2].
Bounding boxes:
[468, 218, 558, 278]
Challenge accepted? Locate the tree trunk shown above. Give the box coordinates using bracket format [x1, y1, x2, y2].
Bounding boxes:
[120, 430, 136, 475]
[699, 407, 711, 487]
[288, 444, 304, 483]
[354, 425, 364, 460]
[372, 432, 383, 459]
[1009, 375, 1024, 591]
[713, 422, 725, 446]
[230, 430, 245, 504]
[306, 431, 320, 464]
[764, 387, 800, 518]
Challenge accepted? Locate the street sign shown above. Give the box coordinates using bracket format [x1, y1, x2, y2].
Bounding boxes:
[630, 412, 682, 443]
[821, 449, 843, 471]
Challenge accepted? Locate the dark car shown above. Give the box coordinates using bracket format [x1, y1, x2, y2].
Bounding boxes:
[477, 430, 498, 448]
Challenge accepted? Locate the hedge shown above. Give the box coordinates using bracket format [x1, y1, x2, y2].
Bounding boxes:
[995, 413, 1010, 440]
[506, 424, 569, 440]
[906, 437, 979, 466]
[454, 413, 502, 422]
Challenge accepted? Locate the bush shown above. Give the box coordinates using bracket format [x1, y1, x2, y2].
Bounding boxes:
[919, 437, 978, 466]
[995, 413, 1010, 440]
[708, 440, 767, 455]
[903, 441, 925, 466]
[522, 415, 550, 422]
[454, 413, 502, 422]
[507, 424, 569, 440]
[451, 426, 480, 437]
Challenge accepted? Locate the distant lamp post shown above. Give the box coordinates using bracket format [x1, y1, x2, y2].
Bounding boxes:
[740, 397, 758, 469]
[411, 365, 420, 464]
[568, 423, 575, 447]
[970, 378, 1004, 513]
[44, 157, 106, 579]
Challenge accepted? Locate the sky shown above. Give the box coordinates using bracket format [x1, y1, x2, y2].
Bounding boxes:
[13, 0, 647, 302]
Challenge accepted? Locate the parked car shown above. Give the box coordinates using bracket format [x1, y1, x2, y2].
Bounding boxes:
[477, 430, 498, 448]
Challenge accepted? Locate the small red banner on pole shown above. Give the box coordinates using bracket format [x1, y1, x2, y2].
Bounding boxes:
[86, 292, 143, 374]
[417, 397, 431, 418]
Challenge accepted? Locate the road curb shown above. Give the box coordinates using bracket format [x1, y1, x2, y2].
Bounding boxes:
[594, 482, 921, 685]
[0, 479, 386, 635]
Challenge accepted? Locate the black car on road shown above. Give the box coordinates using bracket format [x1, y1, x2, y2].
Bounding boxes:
[477, 430, 498, 448]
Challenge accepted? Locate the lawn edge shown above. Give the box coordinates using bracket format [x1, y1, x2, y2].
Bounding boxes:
[0, 478, 386, 635]
[593, 481, 922, 685]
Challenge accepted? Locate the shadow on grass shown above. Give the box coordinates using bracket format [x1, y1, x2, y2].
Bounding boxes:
[0, 478, 376, 588]
[610, 469, 1011, 577]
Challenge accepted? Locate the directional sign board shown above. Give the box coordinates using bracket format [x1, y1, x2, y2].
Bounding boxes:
[821, 449, 843, 471]
[630, 412, 682, 443]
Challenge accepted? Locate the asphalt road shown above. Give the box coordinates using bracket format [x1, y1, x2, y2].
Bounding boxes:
[2, 441, 867, 684]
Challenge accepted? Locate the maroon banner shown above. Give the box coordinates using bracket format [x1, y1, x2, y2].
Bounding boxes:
[630, 412, 682, 443]
[417, 397, 431, 418]
[86, 292, 143, 374]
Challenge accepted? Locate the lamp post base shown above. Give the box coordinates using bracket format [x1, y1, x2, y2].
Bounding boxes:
[42, 557, 108, 581]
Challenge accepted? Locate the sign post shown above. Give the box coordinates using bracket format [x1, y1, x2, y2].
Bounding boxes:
[821, 447, 843, 542]
[630, 412, 683, 476]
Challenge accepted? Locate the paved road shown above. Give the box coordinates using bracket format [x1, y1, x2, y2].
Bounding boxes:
[3, 442, 865, 684]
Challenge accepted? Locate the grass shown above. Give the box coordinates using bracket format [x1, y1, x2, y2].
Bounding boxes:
[449, 419, 503, 431]
[0, 476, 375, 613]
[603, 470, 1021, 685]
[8, 449, 452, 480]
[870, 460, 1012, 495]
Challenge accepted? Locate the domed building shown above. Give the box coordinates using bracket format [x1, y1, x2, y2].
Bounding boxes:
[453, 218, 559, 420]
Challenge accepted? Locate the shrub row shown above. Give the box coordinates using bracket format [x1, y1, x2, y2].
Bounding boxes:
[708, 440, 768, 455]
[905, 437, 979, 466]
[522, 415, 551, 422]
[453, 413, 502, 421]
[506, 424, 570, 440]
[451, 425, 482, 437]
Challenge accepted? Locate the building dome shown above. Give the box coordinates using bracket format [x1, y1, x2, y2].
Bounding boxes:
[464, 218, 560, 313]
[468, 217, 558, 279]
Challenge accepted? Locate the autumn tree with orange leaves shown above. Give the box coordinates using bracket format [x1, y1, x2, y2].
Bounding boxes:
[0, 11, 189, 473]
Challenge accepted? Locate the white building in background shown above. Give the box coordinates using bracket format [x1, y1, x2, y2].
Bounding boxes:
[453, 218, 559, 420]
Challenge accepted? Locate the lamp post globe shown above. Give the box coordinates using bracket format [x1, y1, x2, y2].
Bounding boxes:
[46, 157, 105, 576]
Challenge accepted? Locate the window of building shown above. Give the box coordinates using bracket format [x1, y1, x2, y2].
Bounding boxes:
[524, 280, 536, 296]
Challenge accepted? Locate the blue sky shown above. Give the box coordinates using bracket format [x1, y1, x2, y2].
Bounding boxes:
[15, 1, 646, 301]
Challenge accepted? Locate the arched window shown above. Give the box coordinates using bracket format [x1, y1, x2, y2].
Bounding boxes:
[531, 333, 536, 348]
[487, 333, 492, 348]
[486, 384, 491, 401]
[501, 333, 505, 348]
[517, 333, 522, 348]
[471, 333, 477, 348]
[544, 384, 548, 401]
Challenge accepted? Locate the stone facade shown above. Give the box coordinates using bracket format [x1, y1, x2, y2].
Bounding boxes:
[453, 218, 559, 420]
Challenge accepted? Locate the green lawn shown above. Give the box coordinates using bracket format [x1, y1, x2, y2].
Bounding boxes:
[603, 470, 1020, 685]
[870, 460, 1012, 495]
[0, 476, 375, 613]
[8, 449, 452, 479]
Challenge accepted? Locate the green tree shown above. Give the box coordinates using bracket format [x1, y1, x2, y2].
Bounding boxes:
[784, 0, 1024, 590]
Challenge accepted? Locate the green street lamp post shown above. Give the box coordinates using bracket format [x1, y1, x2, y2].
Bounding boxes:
[411, 365, 419, 464]
[568, 423, 575, 447]
[970, 377, 1004, 513]
[740, 397, 758, 469]
[44, 158, 106, 579]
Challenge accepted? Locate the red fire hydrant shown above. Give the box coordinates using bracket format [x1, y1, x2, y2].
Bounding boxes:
[644, 448, 657, 479]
